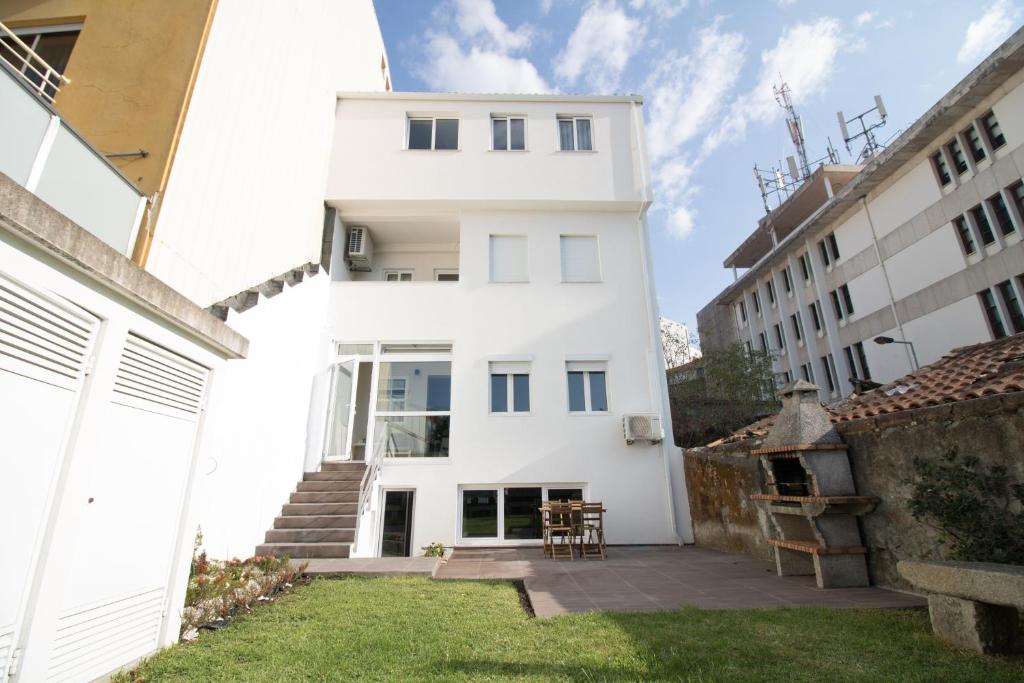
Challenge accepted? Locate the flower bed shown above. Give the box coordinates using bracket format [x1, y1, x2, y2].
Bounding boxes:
[181, 550, 307, 640]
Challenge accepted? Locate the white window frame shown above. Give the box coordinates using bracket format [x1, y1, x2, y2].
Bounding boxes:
[489, 361, 531, 415]
[490, 115, 527, 151]
[457, 484, 588, 545]
[565, 361, 609, 414]
[383, 269, 413, 282]
[405, 116, 460, 151]
[557, 115, 594, 152]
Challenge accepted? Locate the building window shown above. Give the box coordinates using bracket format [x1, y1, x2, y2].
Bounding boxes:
[435, 269, 459, 282]
[840, 284, 854, 316]
[996, 280, 1024, 334]
[489, 235, 528, 282]
[989, 192, 1016, 236]
[492, 116, 526, 151]
[766, 279, 776, 304]
[758, 331, 768, 353]
[809, 301, 822, 332]
[953, 216, 977, 255]
[375, 356, 452, 457]
[790, 313, 803, 342]
[558, 116, 593, 151]
[744, 340, 753, 355]
[830, 284, 854, 321]
[970, 204, 996, 246]
[1012, 181, 1024, 222]
[844, 342, 872, 381]
[461, 485, 584, 541]
[1, 25, 80, 98]
[737, 300, 747, 324]
[559, 235, 601, 282]
[408, 117, 459, 150]
[931, 151, 952, 186]
[383, 270, 413, 282]
[963, 125, 987, 163]
[981, 111, 1005, 150]
[798, 253, 812, 282]
[818, 233, 840, 266]
[773, 323, 785, 350]
[980, 288, 1008, 339]
[782, 267, 792, 293]
[752, 291, 761, 314]
[490, 362, 530, 413]
[821, 354, 836, 393]
[566, 362, 608, 413]
[800, 362, 814, 383]
[946, 138, 969, 175]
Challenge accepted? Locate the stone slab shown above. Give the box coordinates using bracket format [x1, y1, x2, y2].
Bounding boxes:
[898, 560, 1024, 608]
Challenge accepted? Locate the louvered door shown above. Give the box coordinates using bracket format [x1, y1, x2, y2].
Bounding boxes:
[0, 273, 98, 681]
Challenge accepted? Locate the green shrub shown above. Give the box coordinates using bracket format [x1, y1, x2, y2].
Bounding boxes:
[906, 449, 1024, 565]
[422, 542, 445, 557]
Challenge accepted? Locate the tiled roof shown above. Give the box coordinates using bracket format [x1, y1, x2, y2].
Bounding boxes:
[706, 333, 1024, 447]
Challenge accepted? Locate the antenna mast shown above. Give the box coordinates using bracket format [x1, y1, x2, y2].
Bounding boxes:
[774, 80, 811, 180]
[837, 95, 888, 163]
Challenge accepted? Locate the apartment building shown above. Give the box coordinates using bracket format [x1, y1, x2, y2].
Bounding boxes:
[697, 28, 1024, 401]
[244, 92, 690, 561]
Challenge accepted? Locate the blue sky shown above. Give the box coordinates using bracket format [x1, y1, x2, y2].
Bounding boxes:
[374, 0, 1022, 337]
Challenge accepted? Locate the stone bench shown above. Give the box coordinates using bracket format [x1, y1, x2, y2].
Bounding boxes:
[897, 560, 1024, 654]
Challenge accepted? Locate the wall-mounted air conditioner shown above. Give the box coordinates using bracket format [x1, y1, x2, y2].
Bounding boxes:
[346, 226, 373, 271]
[623, 414, 664, 445]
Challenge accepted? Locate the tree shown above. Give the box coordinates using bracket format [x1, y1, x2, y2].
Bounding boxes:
[660, 317, 701, 368]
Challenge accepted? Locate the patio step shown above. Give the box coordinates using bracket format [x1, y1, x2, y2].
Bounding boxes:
[255, 542, 351, 559]
[320, 461, 367, 472]
[265, 528, 355, 543]
[282, 503, 357, 517]
[289, 491, 359, 504]
[274, 514, 357, 529]
[296, 480, 362, 492]
[303, 470, 364, 482]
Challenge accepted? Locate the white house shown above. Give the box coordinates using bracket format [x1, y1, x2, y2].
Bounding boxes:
[251, 92, 692, 560]
[697, 27, 1024, 401]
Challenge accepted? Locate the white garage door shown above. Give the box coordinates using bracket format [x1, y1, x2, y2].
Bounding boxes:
[0, 273, 98, 681]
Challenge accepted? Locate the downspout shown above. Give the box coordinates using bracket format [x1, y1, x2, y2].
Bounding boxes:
[860, 196, 914, 372]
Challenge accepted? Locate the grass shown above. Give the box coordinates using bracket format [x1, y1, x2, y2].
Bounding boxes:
[123, 577, 1023, 682]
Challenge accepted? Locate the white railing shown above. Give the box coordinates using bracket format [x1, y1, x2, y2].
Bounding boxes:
[0, 22, 71, 103]
[352, 423, 397, 551]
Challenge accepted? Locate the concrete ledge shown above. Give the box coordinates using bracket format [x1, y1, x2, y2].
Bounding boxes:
[0, 172, 248, 359]
[898, 560, 1024, 608]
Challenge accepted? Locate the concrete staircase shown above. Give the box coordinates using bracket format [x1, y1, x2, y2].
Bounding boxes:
[255, 461, 365, 559]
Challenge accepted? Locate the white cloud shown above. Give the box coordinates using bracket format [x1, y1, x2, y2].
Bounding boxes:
[630, 0, 688, 19]
[855, 11, 874, 26]
[957, 0, 1020, 65]
[539, 0, 554, 14]
[417, 0, 551, 94]
[555, 1, 646, 93]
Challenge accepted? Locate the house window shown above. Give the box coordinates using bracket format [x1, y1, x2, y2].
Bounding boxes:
[773, 323, 785, 350]
[490, 362, 530, 414]
[407, 117, 459, 150]
[989, 192, 1016, 236]
[981, 111, 1005, 150]
[782, 267, 792, 293]
[766, 279, 776, 304]
[809, 301, 822, 332]
[996, 280, 1024, 334]
[963, 125, 987, 163]
[980, 288, 1008, 339]
[800, 362, 814, 383]
[383, 270, 413, 282]
[821, 355, 837, 393]
[492, 116, 526, 151]
[460, 485, 584, 541]
[931, 151, 952, 186]
[462, 490, 498, 538]
[560, 235, 601, 282]
[375, 356, 451, 457]
[1, 25, 81, 97]
[970, 204, 996, 246]
[798, 253, 812, 282]
[953, 216, 977, 255]
[790, 312, 803, 341]
[434, 269, 459, 282]
[489, 235, 528, 282]
[946, 138, 969, 175]
[558, 116, 593, 151]
[752, 291, 761, 314]
[818, 233, 840, 266]
[566, 362, 608, 413]
[829, 284, 854, 320]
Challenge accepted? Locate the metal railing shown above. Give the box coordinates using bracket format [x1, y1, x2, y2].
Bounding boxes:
[0, 22, 71, 103]
[352, 423, 397, 551]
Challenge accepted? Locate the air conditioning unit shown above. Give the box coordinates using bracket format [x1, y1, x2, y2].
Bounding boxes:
[346, 226, 373, 271]
[623, 414, 664, 445]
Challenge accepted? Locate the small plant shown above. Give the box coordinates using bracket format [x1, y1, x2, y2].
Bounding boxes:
[906, 448, 1024, 565]
[422, 542, 445, 557]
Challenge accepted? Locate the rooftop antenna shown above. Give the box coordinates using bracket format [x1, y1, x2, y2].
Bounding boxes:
[774, 79, 811, 180]
[837, 95, 888, 163]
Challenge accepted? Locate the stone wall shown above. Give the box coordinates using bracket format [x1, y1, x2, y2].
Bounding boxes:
[682, 392, 1024, 590]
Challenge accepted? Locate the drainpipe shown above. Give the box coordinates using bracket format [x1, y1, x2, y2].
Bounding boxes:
[860, 196, 914, 373]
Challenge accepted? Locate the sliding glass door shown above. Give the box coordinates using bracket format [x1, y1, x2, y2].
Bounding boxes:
[459, 485, 584, 543]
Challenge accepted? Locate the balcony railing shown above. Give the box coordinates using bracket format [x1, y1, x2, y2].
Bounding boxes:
[0, 22, 71, 104]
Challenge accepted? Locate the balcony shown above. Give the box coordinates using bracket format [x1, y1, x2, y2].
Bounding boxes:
[336, 217, 460, 284]
[0, 22, 144, 256]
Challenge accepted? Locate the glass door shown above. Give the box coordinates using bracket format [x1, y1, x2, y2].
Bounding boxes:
[381, 490, 414, 557]
[323, 359, 358, 460]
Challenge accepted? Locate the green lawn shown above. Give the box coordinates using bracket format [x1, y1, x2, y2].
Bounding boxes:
[123, 577, 1023, 682]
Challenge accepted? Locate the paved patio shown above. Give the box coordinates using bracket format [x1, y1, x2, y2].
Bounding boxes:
[434, 546, 926, 618]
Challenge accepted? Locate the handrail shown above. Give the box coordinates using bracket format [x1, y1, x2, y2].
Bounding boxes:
[351, 422, 397, 552]
[0, 21, 72, 104]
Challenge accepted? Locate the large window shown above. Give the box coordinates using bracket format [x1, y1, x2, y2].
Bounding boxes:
[931, 151, 952, 186]
[954, 216, 977, 255]
[830, 284, 854, 321]
[490, 362, 530, 414]
[1, 25, 80, 97]
[566, 361, 608, 413]
[980, 289, 1008, 339]
[970, 204, 996, 246]
[461, 485, 584, 541]
[408, 117, 458, 150]
[489, 235, 528, 283]
[818, 233, 840, 266]
[492, 116, 526, 151]
[989, 192, 1016, 236]
[981, 110, 1006, 150]
[963, 124, 987, 163]
[375, 358, 451, 457]
[560, 235, 600, 282]
[946, 138, 969, 175]
[558, 116, 593, 151]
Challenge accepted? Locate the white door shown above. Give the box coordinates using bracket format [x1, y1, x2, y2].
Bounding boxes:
[323, 359, 358, 460]
[0, 273, 98, 680]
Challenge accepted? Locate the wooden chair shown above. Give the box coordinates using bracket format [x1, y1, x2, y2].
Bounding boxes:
[542, 501, 575, 560]
[577, 502, 606, 560]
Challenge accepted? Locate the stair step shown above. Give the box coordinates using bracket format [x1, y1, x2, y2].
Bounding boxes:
[290, 491, 359, 504]
[320, 461, 367, 472]
[256, 542, 351, 559]
[265, 528, 355, 543]
[274, 514, 357, 529]
[304, 471, 364, 482]
[282, 503, 357, 517]
[296, 480, 361, 492]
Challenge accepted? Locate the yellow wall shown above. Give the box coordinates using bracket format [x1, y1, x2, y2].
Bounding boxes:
[1, 0, 215, 199]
